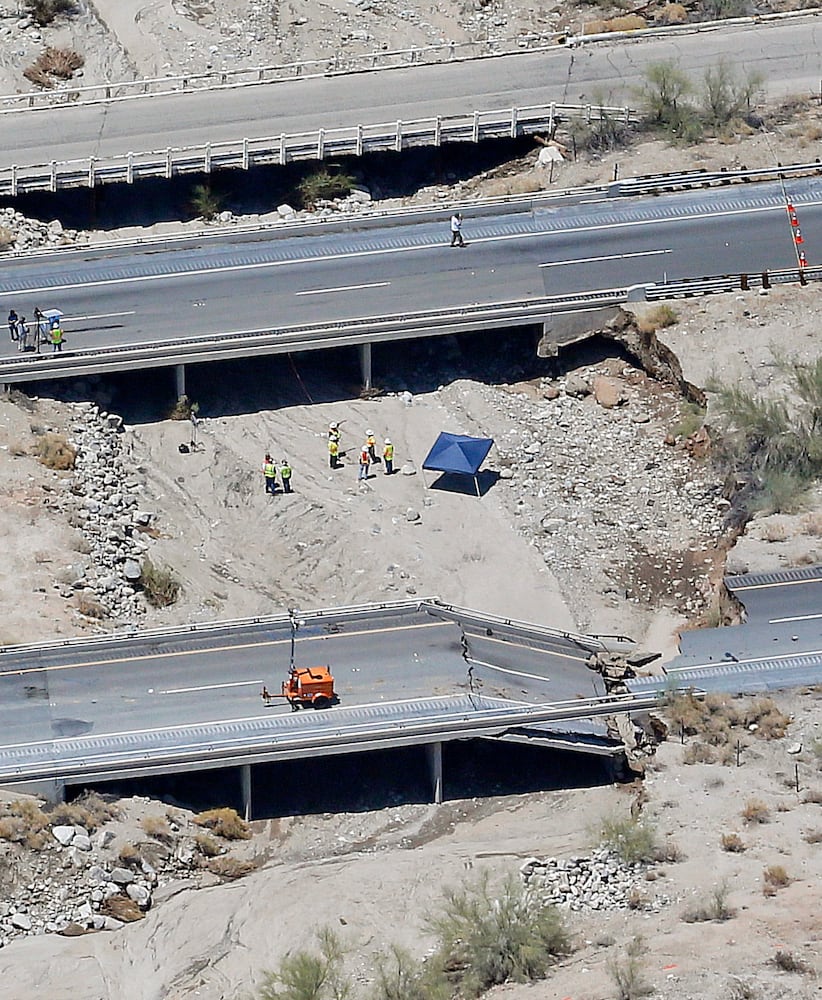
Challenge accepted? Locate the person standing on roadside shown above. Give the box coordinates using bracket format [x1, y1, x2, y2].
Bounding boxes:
[50, 323, 64, 353]
[280, 458, 293, 493]
[366, 429, 377, 463]
[262, 453, 277, 495]
[18, 316, 29, 352]
[383, 438, 394, 476]
[329, 437, 340, 469]
[449, 212, 465, 248]
[7, 309, 18, 343]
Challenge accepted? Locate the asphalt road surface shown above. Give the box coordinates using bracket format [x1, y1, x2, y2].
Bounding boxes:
[1, 18, 821, 172]
[1, 177, 818, 359]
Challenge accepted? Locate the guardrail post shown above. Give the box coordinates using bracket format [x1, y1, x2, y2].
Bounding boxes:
[10, 165, 17, 198]
[426, 742, 443, 804]
[317, 128, 325, 159]
[88, 157, 95, 189]
[434, 115, 442, 146]
[624, 105, 630, 123]
[127, 152, 134, 184]
[279, 134, 287, 164]
[49, 161, 57, 193]
[166, 148, 173, 179]
[105, 85, 111, 100]
[510, 106, 518, 138]
[242, 137, 249, 170]
[549, 102, 555, 134]
[472, 110, 480, 142]
[395, 121, 403, 152]
[740, 273, 748, 291]
[762, 272, 770, 290]
[586, 104, 592, 124]
[356, 124, 363, 157]
[204, 143, 212, 173]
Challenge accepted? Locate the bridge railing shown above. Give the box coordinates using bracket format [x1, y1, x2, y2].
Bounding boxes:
[0, 103, 638, 196]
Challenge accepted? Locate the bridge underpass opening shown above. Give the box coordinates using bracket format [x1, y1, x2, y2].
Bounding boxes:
[66, 740, 617, 822]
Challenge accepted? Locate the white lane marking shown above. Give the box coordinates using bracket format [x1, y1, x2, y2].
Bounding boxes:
[768, 612, 822, 624]
[468, 656, 550, 684]
[539, 249, 671, 268]
[3, 199, 802, 296]
[158, 679, 262, 695]
[65, 310, 136, 321]
[731, 574, 822, 591]
[471, 630, 591, 663]
[295, 281, 390, 296]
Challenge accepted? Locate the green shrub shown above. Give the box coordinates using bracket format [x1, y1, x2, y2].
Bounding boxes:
[596, 813, 657, 864]
[371, 945, 449, 1000]
[425, 872, 570, 997]
[189, 184, 224, 221]
[682, 882, 735, 922]
[259, 927, 350, 1000]
[607, 936, 653, 999]
[139, 558, 180, 608]
[298, 169, 355, 209]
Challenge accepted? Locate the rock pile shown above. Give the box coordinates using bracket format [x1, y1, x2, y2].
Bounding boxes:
[521, 850, 671, 912]
[0, 207, 83, 253]
[56, 402, 156, 623]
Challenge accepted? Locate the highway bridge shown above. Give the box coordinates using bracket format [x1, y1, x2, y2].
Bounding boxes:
[1, 175, 819, 395]
[0, 600, 643, 811]
[0, 14, 820, 193]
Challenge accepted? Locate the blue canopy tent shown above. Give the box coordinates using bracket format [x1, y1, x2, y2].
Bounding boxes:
[422, 432, 494, 497]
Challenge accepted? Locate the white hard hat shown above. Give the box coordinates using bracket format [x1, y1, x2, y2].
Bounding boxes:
[367, 429, 374, 436]
[330, 422, 338, 429]
[385, 438, 391, 444]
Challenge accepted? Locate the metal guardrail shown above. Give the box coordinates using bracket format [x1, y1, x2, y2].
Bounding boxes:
[608, 159, 822, 198]
[0, 103, 637, 196]
[646, 265, 822, 300]
[0, 288, 631, 384]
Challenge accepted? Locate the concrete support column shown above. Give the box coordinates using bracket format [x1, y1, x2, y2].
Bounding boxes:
[359, 342, 372, 391]
[175, 363, 186, 401]
[426, 742, 443, 805]
[3, 778, 66, 804]
[240, 763, 252, 822]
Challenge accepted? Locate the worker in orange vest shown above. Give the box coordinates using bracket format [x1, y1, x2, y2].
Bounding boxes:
[358, 443, 370, 481]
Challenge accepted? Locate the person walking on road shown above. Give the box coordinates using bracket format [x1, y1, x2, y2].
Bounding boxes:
[329, 437, 340, 469]
[449, 212, 465, 248]
[280, 458, 293, 493]
[262, 453, 277, 495]
[50, 323, 64, 353]
[7, 309, 18, 343]
[358, 443, 371, 481]
[383, 438, 394, 475]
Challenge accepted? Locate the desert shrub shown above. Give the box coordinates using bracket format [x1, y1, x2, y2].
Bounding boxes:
[208, 856, 256, 880]
[118, 843, 141, 866]
[684, 741, 716, 764]
[700, 59, 762, 129]
[565, 113, 636, 154]
[682, 882, 735, 922]
[139, 558, 180, 607]
[741, 799, 770, 824]
[653, 838, 683, 863]
[194, 807, 250, 840]
[195, 832, 222, 857]
[297, 168, 355, 209]
[33, 432, 76, 471]
[803, 828, 822, 843]
[48, 801, 100, 831]
[23, 47, 84, 88]
[0, 799, 49, 848]
[68, 791, 119, 825]
[656, 2, 688, 23]
[23, 0, 77, 26]
[587, 14, 647, 31]
[141, 815, 174, 844]
[802, 512, 822, 536]
[699, 0, 747, 18]
[371, 944, 449, 1000]
[638, 59, 701, 138]
[425, 872, 570, 997]
[169, 395, 197, 420]
[637, 304, 678, 333]
[597, 813, 657, 864]
[0, 226, 13, 250]
[763, 864, 790, 889]
[720, 832, 746, 853]
[727, 979, 759, 1000]
[258, 926, 349, 1000]
[76, 593, 106, 619]
[607, 935, 653, 999]
[189, 183, 225, 221]
[772, 950, 813, 974]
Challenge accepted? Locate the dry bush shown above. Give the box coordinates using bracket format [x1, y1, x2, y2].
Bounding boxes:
[742, 799, 770, 824]
[656, 2, 688, 22]
[23, 47, 84, 89]
[803, 828, 822, 843]
[195, 832, 222, 857]
[194, 807, 250, 840]
[139, 558, 180, 608]
[484, 175, 543, 198]
[586, 14, 646, 32]
[140, 815, 174, 844]
[33, 432, 76, 471]
[207, 856, 256, 880]
[802, 512, 822, 536]
[71, 790, 119, 826]
[76, 593, 106, 619]
[22, 63, 51, 89]
[746, 697, 790, 739]
[0, 799, 50, 849]
[721, 832, 746, 853]
[118, 843, 141, 867]
[653, 838, 684, 863]
[761, 521, 788, 542]
[772, 950, 813, 974]
[607, 935, 653, 999]
[684, 741, 715, 764]
[0, 225, 13, 250]
[48, 801, 100, 832]
[637, 304, 679, 333]
[763, 864, 790, 889]
[682, 882, 735, 923]
[101, 894, 144, 922]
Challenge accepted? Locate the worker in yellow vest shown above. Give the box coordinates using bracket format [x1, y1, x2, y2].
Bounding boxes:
[383, 438, 394, 475]
[262, 454, 277, 495]
[280, 458, 293, 493]
[50, 324, 64, 353]
[328, 438, 340, 469]
[366, 429, 377, 463]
